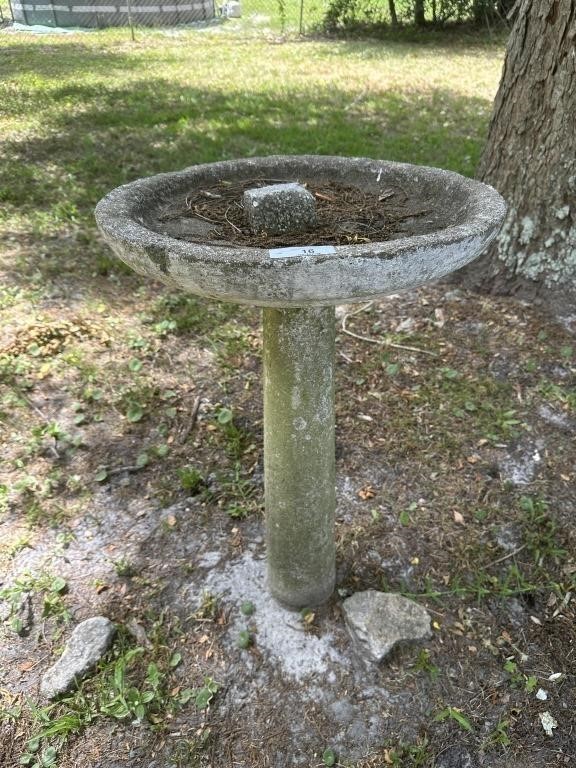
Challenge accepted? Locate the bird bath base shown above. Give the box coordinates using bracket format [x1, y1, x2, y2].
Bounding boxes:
[95, 155, 506, 609]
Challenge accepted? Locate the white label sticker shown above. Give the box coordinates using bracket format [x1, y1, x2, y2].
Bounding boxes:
[268, 245, 337, 259]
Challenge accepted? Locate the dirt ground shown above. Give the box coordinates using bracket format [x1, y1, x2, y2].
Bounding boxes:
[1, 274, 575, 767]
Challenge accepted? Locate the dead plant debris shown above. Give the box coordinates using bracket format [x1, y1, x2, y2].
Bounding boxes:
[157, 178, 430, 247]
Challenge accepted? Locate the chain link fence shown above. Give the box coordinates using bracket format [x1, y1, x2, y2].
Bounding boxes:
[0, 0, 328, 34]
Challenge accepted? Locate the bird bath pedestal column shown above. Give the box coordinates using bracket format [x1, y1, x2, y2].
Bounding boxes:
[96, 155, 506, 609]
[263, 304, 336, 607]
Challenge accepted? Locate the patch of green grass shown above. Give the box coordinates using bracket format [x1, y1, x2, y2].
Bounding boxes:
[16, 630, 219, 767]
[149, 293, 240, 337]
[519, 495, 567, 568]
[374, 738, 431, 767]
[536, 379, 576, 412]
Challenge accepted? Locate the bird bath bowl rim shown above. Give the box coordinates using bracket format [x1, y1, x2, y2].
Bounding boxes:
[95, 154, 507, 307]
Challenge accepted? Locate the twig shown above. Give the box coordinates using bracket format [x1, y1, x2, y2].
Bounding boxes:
[341, 303, 437, 357]
[483, 544, 527, 569]
[192, 209, 218, 225]
[179, 395, 202, 445]
[106, 465, 144, 477]
[224, 206, 242, 233]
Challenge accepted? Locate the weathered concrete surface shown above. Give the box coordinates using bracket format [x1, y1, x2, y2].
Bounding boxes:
[243, 183, 316, 235]
[263, 305, 336, 608]
[342, 591, 431, 663]
[95, 155, 507, 308]
[40, 616, 116, 699]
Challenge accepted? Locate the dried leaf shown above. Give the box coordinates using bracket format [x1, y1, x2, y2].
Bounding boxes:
[357, 485, 376, 500]
[453, 510, 465, 525]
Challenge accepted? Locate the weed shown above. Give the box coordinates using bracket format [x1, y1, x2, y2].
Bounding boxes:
[170, 729, 212, 767]
[0, 573, 69, 633]
[149, 293, 237, 337]
[215, 461, 261, 519]
[6, 534, 33, 558]
[322, 747, 337, 766]
[482, 718, 511, 749]
[537, 379, 576, 411]
[379, 738, 430, 766]
[178, 466, 205, 494]
[237, 630, 252, 649]
[411, 648, 440, 680]
[502, 658, 538, 692]
[240, 600, 255, 617]
[214, 406, 251, 461]
[193, 591, 219, 621]
[17, 629, 219, 766]
[519, 496, 566, 567]
[434, 705, 473, 732]
[113, 557, 137, 578]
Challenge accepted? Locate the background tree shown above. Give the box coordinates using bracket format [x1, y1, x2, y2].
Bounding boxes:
[414, 0, 426, 25]
[458, 0, 576, 302]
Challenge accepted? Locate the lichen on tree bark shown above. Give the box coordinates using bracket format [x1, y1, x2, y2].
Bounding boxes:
[459, 0, 576, 300]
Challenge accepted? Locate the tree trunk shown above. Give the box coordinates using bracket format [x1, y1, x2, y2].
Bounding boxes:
[414, 0, 425, 26]
[457, 0, 576, 304]
[388, 0, 398, 26]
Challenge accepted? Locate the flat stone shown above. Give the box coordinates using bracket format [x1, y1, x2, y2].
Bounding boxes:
[40, 616, 116, 699]
[243, 182, 316, 235]
[342, 590, 431, 663]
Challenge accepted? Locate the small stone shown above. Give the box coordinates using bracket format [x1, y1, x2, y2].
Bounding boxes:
[243, 183, 316, 235]
[342, 590, 431, 663]
[40, 616, 116, 699]
[435, 745, 474, 768]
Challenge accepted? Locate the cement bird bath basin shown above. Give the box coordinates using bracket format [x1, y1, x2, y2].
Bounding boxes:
[95, 155, 506, 609]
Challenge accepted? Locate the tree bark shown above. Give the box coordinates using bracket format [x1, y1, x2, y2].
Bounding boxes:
[457, 0, 576, 304]
[414, 0, 426, 26]
[388, 0, 398, 26]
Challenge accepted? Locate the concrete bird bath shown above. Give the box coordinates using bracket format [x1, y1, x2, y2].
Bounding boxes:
[95, 155, 506, 609]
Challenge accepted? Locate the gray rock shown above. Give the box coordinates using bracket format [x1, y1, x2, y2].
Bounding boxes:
[342, 590, 431, 663]
[40, 616, 116, 699]
[434, 745, 474, 768]
[243, 182, 317, 235]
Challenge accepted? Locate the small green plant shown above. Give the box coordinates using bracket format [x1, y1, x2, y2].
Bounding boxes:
[482, 718, 511, 749]
[218, 462, 260, 519]
[178, 466, 205, 494]
[177, 677, 219, 710]
[520, 495, 566, 566]
[237, 630, 252, 649]
[322, 747, 337, 766]
[193, 591, 219, 621]
[113, 557, 137, 578]
[411, 649, 439, 680]
[99, 649, 160, 721]
[152, 319, 177, 337]
[434, 706, 473, 732]
[214, 407, 251, 461]
[503, 658, 538, 692]
[399, 502, 416, 526]
[0, 573, 69, 633]
[18, 630, 215, 766]
[379, 739, 430, 766]
[240, 600, 255, 616]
